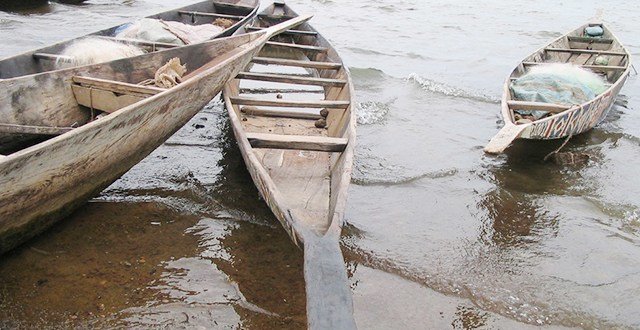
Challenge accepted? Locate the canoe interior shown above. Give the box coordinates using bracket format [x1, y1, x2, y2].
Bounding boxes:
[505, 23, 630, 125]
[0, 30, 266, 254]
[0, 31, 260, 155]
[0, 0, 258, 79]
[225, 2, 354, 239]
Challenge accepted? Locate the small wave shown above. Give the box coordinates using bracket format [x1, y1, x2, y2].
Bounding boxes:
[352, 168, 458, 186]
[356, 99, 393, 125]
[406, 73, 500, 104]
[353, 151, 458, 186]
[349, 67, 386, 80]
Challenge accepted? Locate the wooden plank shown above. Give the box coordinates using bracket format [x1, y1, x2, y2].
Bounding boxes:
[545, 48, 627, 56]
[72, 85, 145, 113]
[231, 96, 349, 108]
[33, 53, 73, 62]
[507, 100, 572, 113]
[246, 132, 347, 152]
[484, 124, 528, 154]
[521, 62, 626, 71]
[265, 41, 327, 52]
[241, 106, 322, 120]
[252, 56, 340, 69]
[245, 26, 317, 36]
[177, 10, 244, 20]
[236, 72, 346, 87]
[72, 76, 166, 96]
[96, 36, 178, 49]
[0, 123, 74, 135]
[567, 36, 613, 44]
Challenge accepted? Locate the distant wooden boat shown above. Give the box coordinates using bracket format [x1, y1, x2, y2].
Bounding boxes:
[0, 16, 312, 255]
[223, 2, 356, 329]
[484, 23, 631, 154]
[0, 0, 258, 153]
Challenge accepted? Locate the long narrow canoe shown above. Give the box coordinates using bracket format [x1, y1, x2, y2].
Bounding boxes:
[0, 0, 259, 79]
[223, 2, 357, 329]
[0, 16, 312, 255]
[0, 0, 259, 153]
[484, 23, 631, 154]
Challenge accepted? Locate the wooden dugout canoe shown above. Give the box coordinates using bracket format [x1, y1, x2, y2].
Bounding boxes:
[223, 2, 357, 329]
[0, 0, 258, 152]
[484, 23, 631, 154]
[0, 16, 312, 255]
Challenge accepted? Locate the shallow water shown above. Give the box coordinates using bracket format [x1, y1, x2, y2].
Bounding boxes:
[1, 0, 639, 328]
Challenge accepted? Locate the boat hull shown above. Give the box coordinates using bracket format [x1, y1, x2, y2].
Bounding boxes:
[0, 33, 264, 254]
[519, 74, 627, 139]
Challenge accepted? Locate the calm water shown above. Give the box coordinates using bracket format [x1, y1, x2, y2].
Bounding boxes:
[1, 0, 639, 328]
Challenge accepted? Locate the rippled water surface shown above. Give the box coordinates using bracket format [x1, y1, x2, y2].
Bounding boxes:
[1, 0, 639, 328]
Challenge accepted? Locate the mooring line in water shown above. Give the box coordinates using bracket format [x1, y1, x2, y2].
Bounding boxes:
[544, 134, 573, 162]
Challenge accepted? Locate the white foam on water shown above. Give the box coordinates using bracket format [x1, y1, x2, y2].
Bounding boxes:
[407, 73, 500, 104]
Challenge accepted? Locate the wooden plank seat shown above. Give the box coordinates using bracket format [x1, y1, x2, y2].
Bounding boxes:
[507, 100, 573, 113]
[177, 10, 244, 20]
[33, 53, 73, 62]
[246, 132, 347, 152]
[71, 76, 166, 113]
[245, 26, 317, 36]
[522, 62, 626, 71]
[241, 106, 322, 120]
[0, 123, 74, 136]
[235, 72, 346, 86]
[251, 56, 341, 70]
[230, 96, 349, 108]
[567, 36, 614, 44]
[545, 48, 627, 56]
[265, 41, 327, 53]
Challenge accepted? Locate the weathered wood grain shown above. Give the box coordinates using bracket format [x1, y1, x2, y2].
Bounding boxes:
[0, 14, 315, 254]
[224, 4, 356, 329]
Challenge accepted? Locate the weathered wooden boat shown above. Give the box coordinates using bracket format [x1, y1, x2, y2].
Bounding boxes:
[223, 2, 356, 329]
[0, 0, 258, 153]
[0, 16, 312, 255]
[484, 23, 631, 154]
[0, 0, 259, 79]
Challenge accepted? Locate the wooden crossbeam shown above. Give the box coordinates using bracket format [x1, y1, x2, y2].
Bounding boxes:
[230, 96, 349, 108]
[235, 72, 346, 87]
[33, 53, 73, 62]
[241, 106, 322, 120]
[246, 25, 317, 36]
[246, 132, 347, 152]
[568, 36, 613, 44]
[96, 36, 178, 49]
[178, 10, 244, 20]
[0, 123, 74, 135]
[265, 41, 327, 52]
[507, 100, 572, 113]
[522, 61, 626, 71]
[545, 48, 626, 56]
[72, 76, 166, 96]
[252, 56, 341, 70]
